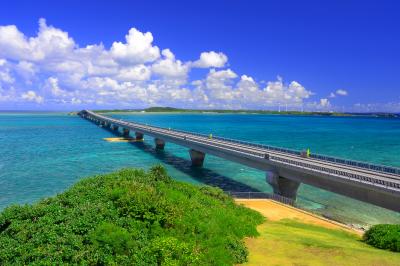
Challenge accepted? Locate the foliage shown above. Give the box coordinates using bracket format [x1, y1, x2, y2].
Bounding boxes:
[363, 224, 400, 252]
[0, 165, 263, 265]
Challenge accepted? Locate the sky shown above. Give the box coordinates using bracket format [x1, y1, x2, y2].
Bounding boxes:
[0, 0, 399, 111]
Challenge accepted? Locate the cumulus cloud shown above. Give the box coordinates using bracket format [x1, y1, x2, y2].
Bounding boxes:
[21, 90, 43, 103]
[0, 18, 75, 62]
[263, 76, 312, 105]
[319, 98, 330, 108]
[0, 19, 315, 109]
[192, 51, 228, 68]
[152, 49, 189, 81]
[116, 65, 151, 82]
[0, 60, 14, 84]
[110, 28, 160, 65]
[336, 89, 348, 96]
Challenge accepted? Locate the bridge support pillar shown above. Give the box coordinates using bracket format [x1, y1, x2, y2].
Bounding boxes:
[111, 125, 119, 131]
[154, 138, 165, 150]
[135, 132, 144, 140]
[189, 149, 205, 167]
[266, 171, 300, 200]
[104, 122, 110, 129]
[122, 128, 130, 137]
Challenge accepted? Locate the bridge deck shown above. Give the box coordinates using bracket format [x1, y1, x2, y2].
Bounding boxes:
[82, 110, 400, 211]
[82, 110, 400, 195]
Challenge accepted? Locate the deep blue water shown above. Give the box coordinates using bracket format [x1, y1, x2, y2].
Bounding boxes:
[1, 112, 399, 226]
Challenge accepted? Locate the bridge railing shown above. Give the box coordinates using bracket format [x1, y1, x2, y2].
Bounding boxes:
[270, 155, 400, 190]
[83, 111, 400, 177]
[308, 153, 400, 175]
[170, 128, 400, 176]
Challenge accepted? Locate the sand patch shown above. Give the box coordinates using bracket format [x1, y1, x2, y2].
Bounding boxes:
[103, 137, 142, 143]
[235, 199, 362, 235]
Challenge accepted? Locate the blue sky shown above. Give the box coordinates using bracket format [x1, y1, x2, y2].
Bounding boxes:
[0, 0, 399, 111]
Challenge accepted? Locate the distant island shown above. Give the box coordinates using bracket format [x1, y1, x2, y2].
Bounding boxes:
[77, 107, 399, 118]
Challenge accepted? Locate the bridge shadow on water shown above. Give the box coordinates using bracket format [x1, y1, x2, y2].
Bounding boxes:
[131, 141, 261, 193]
[103, 126, 262, 193]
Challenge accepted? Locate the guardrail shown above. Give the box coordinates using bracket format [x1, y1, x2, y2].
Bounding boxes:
[81, 110, 400, 177]
[225, 191, 295, 206]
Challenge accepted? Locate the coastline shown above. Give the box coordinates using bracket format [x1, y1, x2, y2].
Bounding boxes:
[89, 108, 400, 118]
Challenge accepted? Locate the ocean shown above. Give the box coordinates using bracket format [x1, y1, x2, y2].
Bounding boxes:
[1, 112, 399, 226]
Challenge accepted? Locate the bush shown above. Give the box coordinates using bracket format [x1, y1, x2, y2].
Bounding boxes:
[363, 224, 400, 252]
[90, 222, 134, 255]
[0, 166, 264, 265]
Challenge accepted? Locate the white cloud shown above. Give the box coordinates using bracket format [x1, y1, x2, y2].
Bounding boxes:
[110, 28, 160, 65]
[0, 60, 14, 84]
[263, 76, 312, 105]
[319, 98, 330, 108]
[203, 69, 237, 101]
[45, 77, 68, 97]
[0, 19, 75, 62]
[21, 90, 44, 103]
[336, 89, 348, 96]
[151, 49, 189, 80]
[0, 19, 318, 109]
[116, 65, 151, 82]
[329, 92, 336, 98]
[192, 51, 228, 68]
[16, 61, 36, 80]
[352, 102, 400, 112]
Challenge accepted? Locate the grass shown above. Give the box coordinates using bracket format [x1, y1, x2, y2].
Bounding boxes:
[244, 218, 400, 266]
[0, 166, 264, 265]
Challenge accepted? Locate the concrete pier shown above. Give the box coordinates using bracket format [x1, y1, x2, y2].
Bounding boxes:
[189, 149, 205, 167]
[266, 171, 300, 200]
[135, 132, 144, 140]
[154, 138, 165, 150]
[111, 125, 119, 131]
[122, 128, 130, 137]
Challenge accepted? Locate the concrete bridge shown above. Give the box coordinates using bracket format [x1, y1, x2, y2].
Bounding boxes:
[79, 110, 400, 212]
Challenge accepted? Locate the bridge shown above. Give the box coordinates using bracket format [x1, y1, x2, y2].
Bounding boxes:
[79, 110, 400, 212]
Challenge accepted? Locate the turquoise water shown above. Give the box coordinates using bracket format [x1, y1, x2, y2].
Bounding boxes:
[1, 112, 399, 226]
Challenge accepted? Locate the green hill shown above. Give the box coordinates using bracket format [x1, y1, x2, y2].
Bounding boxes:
[0, 166, 263, 265]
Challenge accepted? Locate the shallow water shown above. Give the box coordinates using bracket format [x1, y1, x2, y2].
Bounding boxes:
[1, 112, 399, 226]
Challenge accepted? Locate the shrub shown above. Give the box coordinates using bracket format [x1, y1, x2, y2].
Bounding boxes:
[91, 222, 134, 255]
[225, 237, 249, 264]
[150, 164, 171, 183]
[200, 186, 231, 203]
[0, 166, 263, 265]
[363, 224, 400, 252]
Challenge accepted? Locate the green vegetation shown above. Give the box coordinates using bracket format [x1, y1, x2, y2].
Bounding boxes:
[0, 166, 263, 265]
[363, 224, 400, 252]
[145, 107, 185, 112]
[244, 219, 400, 266]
